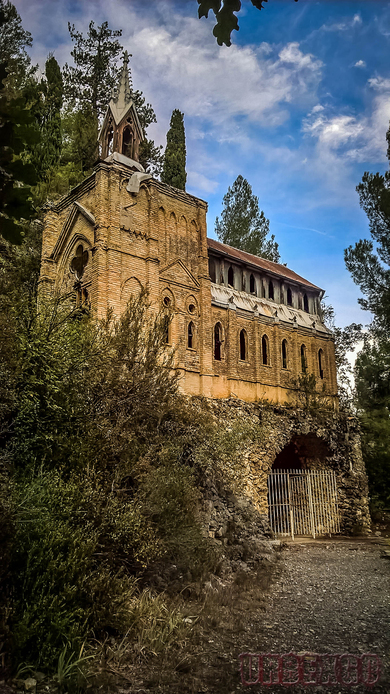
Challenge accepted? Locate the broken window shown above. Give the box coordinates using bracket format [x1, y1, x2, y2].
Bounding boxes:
[214, 323, 222, 360]
[287, 287, 292, 306]
[282, 339, 288, 369]
[250, 273, 256, 294]
[228, 266, 234, 287]
[304, 293, 309, 312]
[71, 245, 88, 280]
[262, 335, 269, 365]
[301, 344, 307, 373]
[269, 280, 274, 300]
[188, 321, 194, 349]
[239, 329, 247, 361]
[318, 349, 324, 379]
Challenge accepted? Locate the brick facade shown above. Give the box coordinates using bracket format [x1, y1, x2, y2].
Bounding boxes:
[39, 153, 338, 407]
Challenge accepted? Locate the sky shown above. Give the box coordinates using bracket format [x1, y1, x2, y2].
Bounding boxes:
[13, 0, 390, 328]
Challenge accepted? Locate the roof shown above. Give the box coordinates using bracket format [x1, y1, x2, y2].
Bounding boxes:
[207, 238, 322, 292]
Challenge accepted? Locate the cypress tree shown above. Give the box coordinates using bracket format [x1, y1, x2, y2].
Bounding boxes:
[32, 55, 63, 182]
[161, 109, 186, 191]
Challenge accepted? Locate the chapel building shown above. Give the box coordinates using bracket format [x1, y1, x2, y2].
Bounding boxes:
[39, 56, 338, 407]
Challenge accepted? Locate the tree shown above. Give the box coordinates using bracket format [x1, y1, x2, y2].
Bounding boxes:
[345, 169, 390, 339]
[197, 0, 298, 47]
[161, 109, 186, 191]
[344, 126, 390, 507]
[63, 21, 162, 175]
[0, 0, 33, 96]
[0, 62, 39, 244]
[215, 175, 280, 261]
[31, 55, 63, 185]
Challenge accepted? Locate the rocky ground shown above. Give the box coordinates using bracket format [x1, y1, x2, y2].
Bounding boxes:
[118, 537, 390, 694]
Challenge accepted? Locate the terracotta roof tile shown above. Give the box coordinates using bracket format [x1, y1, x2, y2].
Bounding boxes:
[207, 238, 322, 292]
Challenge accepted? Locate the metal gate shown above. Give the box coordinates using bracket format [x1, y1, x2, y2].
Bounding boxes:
[268, 469, 340, 539]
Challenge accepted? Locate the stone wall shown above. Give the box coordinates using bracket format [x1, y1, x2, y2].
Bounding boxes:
[198, 398, 370, 545]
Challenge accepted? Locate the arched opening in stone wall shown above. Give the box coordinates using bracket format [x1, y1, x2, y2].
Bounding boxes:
[272, 433, 331, 471]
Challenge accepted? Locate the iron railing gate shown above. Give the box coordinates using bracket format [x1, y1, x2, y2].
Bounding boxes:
[268, 469, 340, 539]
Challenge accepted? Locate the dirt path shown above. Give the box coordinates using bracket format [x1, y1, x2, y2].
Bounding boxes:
[115, 538, 390, 694]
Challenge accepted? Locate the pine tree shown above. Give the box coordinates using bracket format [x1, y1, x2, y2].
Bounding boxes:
[161, 109, 186, 191]
[0, 0, 33, 97]
[215, 175, 280, 262]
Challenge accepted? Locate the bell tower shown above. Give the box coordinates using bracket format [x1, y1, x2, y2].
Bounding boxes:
[99, 52, 144, 162]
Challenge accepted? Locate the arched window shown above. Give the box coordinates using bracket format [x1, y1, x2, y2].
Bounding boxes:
[282, 339, 288, 369]
[209, 258, 216, 283]
[318, 349, 324, 379]
[269, 280, 274, 300]
[228, 266, 234, 287]
[122, 125, 133, 158]
[188, 321, 194, 349]
[304, 293, 309, 312]
[239, 329, 247, 361]
[287, 287, 292, 306]
[262, 335, 269, 365]
[250, 274, 256, 294]
[214, 323, 222, 360]
[301, 344, 307, 373]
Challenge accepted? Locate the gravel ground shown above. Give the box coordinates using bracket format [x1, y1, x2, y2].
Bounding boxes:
[241, 539, 390, 694]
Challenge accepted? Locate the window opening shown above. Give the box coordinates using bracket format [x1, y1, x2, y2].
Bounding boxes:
[269, 281, 274, 300]
[250, 274, 255, 294]
[318, 349, 324, 379]
[228, 266, 234, 287]
[188, 321, 194, 349]
[71, 244, 88, 280]
[209, 258, 216, 283]
[122, 125, 133, 158]
[301, 344, 307, 373]
[304, 294, 309, 312]
[262, 335, 269, 365]
[163, 296, 171, 307]
[214, 323, 222, 360]
[282, 339, 288, 369]
[240, 329, 246, 361]
[188, 303, 196, 314]
[287, 287, 292, 306]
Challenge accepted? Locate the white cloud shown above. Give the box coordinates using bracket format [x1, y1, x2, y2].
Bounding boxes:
[354, 60, 366, 68]
[187, 170, 218, 195]
[302, 76, 390, 163]
[321, 13, 362, 33]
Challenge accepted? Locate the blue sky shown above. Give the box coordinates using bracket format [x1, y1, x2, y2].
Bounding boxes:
[14, 0, 390, 328]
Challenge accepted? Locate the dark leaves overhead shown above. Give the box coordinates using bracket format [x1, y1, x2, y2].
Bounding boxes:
[198, 0, 298, 46]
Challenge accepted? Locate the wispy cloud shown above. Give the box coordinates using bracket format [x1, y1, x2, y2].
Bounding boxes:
[354, 60, 366, 68]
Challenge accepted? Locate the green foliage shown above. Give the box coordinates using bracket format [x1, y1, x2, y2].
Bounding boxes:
[0, 62, 39, 244]
[288, 372, 329, 412]
[197, 0, 298, 47]
[215, 175, 280, 262]
[321, 302, 362, 408]
[345, 169, 390, 338]
[161, 109, 186, 191]
[31, 55, 63, 186]
[63, 21, 122, 122]
[0, 0, 33, 96]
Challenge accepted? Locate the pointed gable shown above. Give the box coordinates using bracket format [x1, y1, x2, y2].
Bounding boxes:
[99, 52, 144, 162]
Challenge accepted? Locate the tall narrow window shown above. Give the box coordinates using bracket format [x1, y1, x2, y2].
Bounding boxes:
[269, 281, 274, 300]
[304, 293, 309, 312]
[228, 266, 234, 287]
[122, 125, 133, 158]
[301, 344, 307, 373]
[164, 315, 170, 344]
[214, 323, 222, 360]
[287, 287, 292, 306]
[282, 339, 288, 369]
[209, 258, 216, 283]
[239, 329, 247, 361]
[188, 322, 194, 349]
[250, 274, 256, 294]
[262, 335, 269, 365]
[318, 349, 324, 379]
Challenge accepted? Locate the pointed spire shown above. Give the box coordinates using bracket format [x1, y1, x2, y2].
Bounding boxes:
[112, 51, 132, 109]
